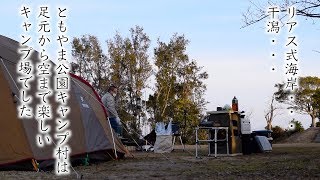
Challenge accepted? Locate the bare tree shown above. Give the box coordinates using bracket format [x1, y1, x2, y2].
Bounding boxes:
[242, 0, 320, 29]
[265, 94, 283, 130]
[313, 50, 320, 53]
[244, 109, 254, 120]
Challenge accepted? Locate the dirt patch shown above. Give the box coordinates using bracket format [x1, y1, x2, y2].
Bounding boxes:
[0, 144, 320, 179]
[280, 127, 320, 143]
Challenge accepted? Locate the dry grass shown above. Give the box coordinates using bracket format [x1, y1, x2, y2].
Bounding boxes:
[0, 144, 320, 179]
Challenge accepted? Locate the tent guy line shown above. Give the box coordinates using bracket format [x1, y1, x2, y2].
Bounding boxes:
[73, 77, 203, 163]
[1, 57, 20, 94]
[71, 78, 119, 159]
[0, 33, 127, 174]
[72, 78, 176, 163]
[2, 48, 120, 162]
[1, 56, 82, 178]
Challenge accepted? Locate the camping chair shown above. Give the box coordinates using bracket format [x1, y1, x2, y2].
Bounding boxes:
[171, 122, 185, 151]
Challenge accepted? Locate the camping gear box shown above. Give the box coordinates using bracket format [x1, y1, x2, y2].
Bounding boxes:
[207, 113, 230, 127]
[207, 111, 242, 155]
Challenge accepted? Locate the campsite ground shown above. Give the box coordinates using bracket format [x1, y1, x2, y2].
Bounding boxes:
[1, 143, 320, 179]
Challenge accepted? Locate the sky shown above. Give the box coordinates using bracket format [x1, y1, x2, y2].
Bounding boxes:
[1, 0, 320, 131]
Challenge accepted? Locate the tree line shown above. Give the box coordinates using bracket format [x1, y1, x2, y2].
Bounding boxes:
[71, 25, 208, 142]
[265, 76, 320, 130]
[240, 0, 320, 129]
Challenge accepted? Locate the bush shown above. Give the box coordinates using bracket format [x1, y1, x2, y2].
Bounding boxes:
[316, 121, 320, 127]
[272, 126, 287, 142]
[288, 119, 304, 134]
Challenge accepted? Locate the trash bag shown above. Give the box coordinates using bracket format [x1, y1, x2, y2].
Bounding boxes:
[155, 120, 172, 135]
[155, 122, 166, 135]
[154, 135, 173, 153]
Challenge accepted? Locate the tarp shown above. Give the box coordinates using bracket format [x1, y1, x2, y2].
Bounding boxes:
[154, 135, 173, 153]
[155, 120, 172, 135]
[255, 136, 272, 152]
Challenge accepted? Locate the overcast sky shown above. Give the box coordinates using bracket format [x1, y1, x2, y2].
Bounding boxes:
[1, 0, 320, 130]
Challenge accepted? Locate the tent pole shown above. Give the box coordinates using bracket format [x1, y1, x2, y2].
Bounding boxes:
[71, 79, 122, 158]
[107, 117, 118, 159]
[1, 57, 20, 91]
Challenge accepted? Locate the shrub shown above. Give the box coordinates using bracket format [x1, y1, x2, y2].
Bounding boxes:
[316, 121, 320, 127]
[272, 126, 287, 142]
[288, 119, 304, 134]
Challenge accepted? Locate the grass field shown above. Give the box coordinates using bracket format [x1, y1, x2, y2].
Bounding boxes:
[1, 143, 320, 179]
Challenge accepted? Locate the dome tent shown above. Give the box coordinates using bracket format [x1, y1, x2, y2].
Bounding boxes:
[0, 35, 128, 170]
